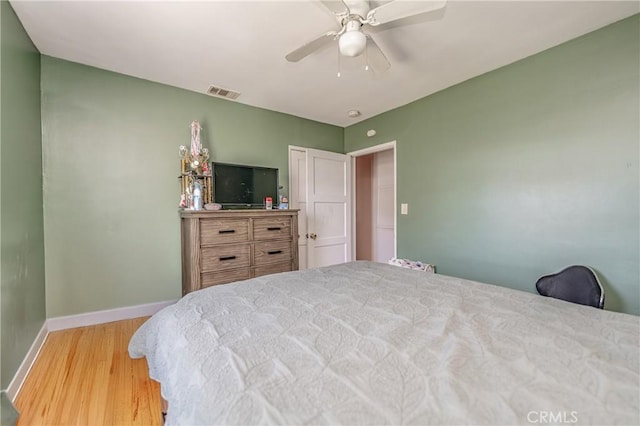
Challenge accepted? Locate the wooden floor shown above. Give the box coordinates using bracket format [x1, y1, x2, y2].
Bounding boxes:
[14, 317, 162, 426]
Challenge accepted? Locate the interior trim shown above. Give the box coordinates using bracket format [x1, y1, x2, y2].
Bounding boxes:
[6, 323, 48, 402]
[347, 140, 397, 261]
[46, 300, 176, 332]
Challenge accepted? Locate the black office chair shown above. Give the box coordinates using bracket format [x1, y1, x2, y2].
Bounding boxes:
[535, 265, 605, 309]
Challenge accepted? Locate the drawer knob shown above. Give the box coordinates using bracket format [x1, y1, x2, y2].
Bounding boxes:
[309, 233, 317, 240]
[219, 230, 236, 234]
[267, 227, 282, 231]
[219, 255, 237, 261]
[267, 250, 283, 255]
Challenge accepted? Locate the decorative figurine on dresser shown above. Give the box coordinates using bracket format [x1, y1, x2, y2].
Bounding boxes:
[178, 120, 212, 210]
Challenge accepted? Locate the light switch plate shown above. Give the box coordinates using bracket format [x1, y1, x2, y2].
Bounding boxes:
[401, 203, 408, 215]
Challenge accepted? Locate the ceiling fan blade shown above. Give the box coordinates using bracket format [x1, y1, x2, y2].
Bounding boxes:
[366, 0, 447, 26]
[365, 36, 390, 74]
[285, 31, 338, 62]
[320, 0, 350, 16]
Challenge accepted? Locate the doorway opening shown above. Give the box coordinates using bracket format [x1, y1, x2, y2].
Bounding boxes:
[349, 141, 397, 262]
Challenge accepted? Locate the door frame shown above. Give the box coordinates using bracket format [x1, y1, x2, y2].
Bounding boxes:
[288, 145, 308, 268]
[347, 141, 397, 262]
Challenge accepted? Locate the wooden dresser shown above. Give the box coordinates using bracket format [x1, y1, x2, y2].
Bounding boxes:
[180, 209, 299, 295]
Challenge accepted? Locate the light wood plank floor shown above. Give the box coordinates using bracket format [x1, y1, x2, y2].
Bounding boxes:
[14, 317, 161, 425]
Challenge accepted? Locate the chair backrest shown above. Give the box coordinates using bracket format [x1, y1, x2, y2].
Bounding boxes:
[535, 265, 604, 309]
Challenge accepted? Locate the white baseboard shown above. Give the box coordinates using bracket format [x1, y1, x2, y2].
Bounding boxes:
[46, 299, 176, 332]
[7, 299, 176, 401]
[6, 322, 48, 401]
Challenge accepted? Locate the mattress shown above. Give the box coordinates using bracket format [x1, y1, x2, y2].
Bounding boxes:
[129, 261, 640, 425]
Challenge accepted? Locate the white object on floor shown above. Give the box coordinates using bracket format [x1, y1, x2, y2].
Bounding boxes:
[388, 257, 435, 272]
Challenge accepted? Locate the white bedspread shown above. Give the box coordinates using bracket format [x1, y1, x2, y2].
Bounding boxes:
[129, 261, 640, 425]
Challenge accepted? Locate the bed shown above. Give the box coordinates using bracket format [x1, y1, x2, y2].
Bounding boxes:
[129, 261, 639, 425]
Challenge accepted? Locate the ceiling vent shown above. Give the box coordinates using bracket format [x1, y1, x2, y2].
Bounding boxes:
[207, 85, 240, 100]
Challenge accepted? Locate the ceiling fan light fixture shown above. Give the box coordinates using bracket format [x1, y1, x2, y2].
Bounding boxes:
[339, 29, 366, 57]
[286, 0, 449, 71]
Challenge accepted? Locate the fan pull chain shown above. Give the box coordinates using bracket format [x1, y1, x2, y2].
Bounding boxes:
[364, 39, 370, 71]
[337, 49, 342, 77]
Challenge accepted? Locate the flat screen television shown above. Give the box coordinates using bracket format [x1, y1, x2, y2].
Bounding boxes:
[212, 162, 279, 209]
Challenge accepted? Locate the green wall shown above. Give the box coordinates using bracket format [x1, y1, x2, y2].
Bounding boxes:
[345, 15, 640, 315]
[41, 57, 343, 317]
[0, 0, 46, 388]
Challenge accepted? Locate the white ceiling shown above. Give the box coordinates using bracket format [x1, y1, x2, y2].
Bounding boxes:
[9, 0, 639, 127]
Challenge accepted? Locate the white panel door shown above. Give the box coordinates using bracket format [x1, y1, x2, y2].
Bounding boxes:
[306, 148, 352, 268]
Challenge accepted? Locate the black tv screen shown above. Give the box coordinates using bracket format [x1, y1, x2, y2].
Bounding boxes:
[212, 162, 279, 208]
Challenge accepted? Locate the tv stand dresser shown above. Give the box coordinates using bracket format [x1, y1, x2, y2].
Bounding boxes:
[180, 209, 299, 295]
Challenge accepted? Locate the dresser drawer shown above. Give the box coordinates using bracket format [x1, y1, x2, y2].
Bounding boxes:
[254, 261, 293, 278]
[201, 268, 251, 288]
[253, 217, 292, 241]
[200, 219, 249, 245]
[254, 240, 292, 266]
[201, 244, 250, 272]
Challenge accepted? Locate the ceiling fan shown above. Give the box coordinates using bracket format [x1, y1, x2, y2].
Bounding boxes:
[285, 0, 447, 73]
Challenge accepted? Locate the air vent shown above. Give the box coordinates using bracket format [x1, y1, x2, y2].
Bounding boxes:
[207, 85, 240, 100]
